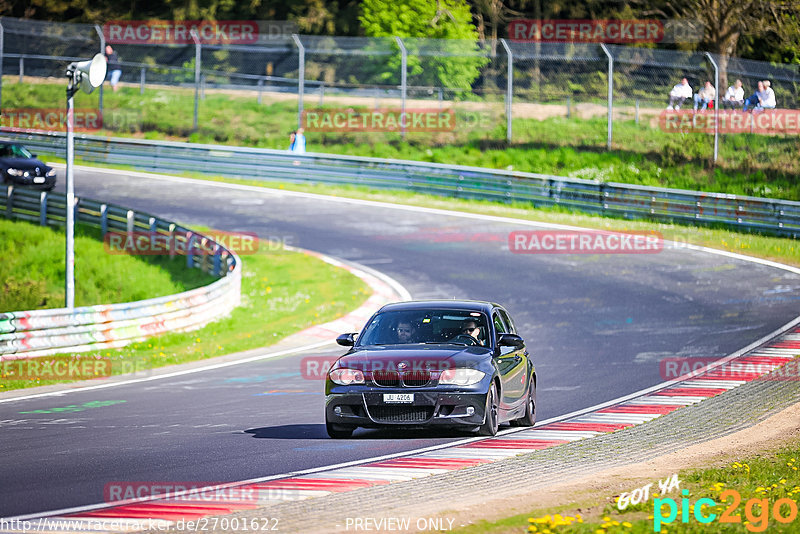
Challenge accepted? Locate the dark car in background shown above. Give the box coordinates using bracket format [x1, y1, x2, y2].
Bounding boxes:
[0, 142, 56, 191]
[325, 300, 536, 438]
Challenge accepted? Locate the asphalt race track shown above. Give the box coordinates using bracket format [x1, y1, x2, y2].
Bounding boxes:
[1, 167, 798, 516]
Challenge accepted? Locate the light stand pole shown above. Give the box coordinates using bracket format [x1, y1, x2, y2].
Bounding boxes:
[65, 73, 78, 308]
[64, 54, 106, 309]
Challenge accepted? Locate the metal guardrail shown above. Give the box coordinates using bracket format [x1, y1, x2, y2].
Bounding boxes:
[3, 130, 800, 237]
[0, 185, 241, 359]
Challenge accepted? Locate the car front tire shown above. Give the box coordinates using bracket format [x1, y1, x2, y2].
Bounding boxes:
[326, 421, 355, 439]
[478, 382, 499, 436]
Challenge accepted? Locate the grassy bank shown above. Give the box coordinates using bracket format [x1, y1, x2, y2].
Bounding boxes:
[6, 79, 799, 200]
[1, 231, 370, 391]
[0, 217, 215, 311]
[451, 442, 800, 533]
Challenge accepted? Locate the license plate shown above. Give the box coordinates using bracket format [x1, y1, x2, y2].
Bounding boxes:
[383, 393, 413, 403]
[33, 177, 45, 183]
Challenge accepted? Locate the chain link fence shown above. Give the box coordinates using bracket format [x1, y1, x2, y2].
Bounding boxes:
[2, 16, 800, 161]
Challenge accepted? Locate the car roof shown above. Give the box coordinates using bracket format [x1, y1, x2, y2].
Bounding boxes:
[377, 300, 500, 314]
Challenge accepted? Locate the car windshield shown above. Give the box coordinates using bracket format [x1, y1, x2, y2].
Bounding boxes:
[357, 309, 489, 346]
[0, 145, 33, 159]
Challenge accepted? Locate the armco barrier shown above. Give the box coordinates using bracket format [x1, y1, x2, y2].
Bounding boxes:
[1, 185, 241, 359]
[3, 131, 799, 237]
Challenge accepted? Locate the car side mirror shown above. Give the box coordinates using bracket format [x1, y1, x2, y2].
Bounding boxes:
[497, 333, 524, 349]
[336, 333, 356, 347]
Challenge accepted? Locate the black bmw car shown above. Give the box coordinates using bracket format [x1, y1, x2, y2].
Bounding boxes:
[325, 300, 536, 438]
[0, 142, 56, 190]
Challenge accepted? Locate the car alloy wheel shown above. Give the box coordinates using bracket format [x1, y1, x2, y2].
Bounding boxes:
[478, 382, 499, 436]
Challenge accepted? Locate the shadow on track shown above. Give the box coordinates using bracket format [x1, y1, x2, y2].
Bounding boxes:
[244, 425, 475, 440]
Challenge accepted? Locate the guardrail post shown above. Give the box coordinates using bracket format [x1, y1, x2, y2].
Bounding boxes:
[635, 98, 640, 125]
[19, 56, 23, 84]
[566, 96, 571, 118]
[5, 185, 12, 218]
[186, 232, 195, 268]
[258, 78, 263, 105]
[126, 209, 134, 235]
[95, 25, 105, 120]
[140, 67, 146, 95]
[704, 52, 720, 165]
[600, 44, 613, 150]
[213, 244, 221, 275]
[39, 191, 47, 226]
[395, 37, 407, 139]
[500, 38, 513, 142]
[319, 83, 324, 106]
[201, 73, 206, 100]
[190, 29, 201, 132]
[169, 223, 176, 258]
[292, 34, 305, 129]
[100, 204, 108, 235]
[74, 196, 80, 224]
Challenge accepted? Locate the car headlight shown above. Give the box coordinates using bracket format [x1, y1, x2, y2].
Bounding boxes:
[46, 169, 56, 177]
[439, 368, 485, 386]
[329, 368, 365, 385]
[7, 168, 23, 177]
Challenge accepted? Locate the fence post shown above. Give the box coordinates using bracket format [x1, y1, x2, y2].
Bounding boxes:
[140, 67, 146, 95]
[100, 204, 108, 236]
[600, 44, 613, 150]
[292, 34, 305, 129]
[395, 36, 407, 139]
[95, 25, 105, 120]
[40, 191, 47, 226]
[0, 21, 4, 113]
[190, 29, 201, 131]
[500, 38, 513, 142]
[705, 52, 720, 164]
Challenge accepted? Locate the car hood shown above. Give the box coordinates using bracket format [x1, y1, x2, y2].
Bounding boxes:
[1, 158, 48, 170]
[336, 344, 493, 372]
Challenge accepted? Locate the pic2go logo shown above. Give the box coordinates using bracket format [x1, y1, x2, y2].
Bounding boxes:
[654, 489, 799, 532]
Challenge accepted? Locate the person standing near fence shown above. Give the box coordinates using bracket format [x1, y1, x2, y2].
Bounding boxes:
[104, 45, 122, 92]
[667, 78, 692, 110]
[289, 127, 306, 153]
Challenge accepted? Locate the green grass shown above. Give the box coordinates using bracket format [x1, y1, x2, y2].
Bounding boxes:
[453, 444, 800, 533]
[0, 232, 370, 391]
[0, 217, 215, 311]
[6, 78, 800, 200]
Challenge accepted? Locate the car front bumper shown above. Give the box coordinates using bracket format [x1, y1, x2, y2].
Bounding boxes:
[325, 390, 489, 428]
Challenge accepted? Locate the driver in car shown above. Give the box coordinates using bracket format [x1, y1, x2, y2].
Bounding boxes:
[395, 320, 417, 344]
[456, 319, 484, 345]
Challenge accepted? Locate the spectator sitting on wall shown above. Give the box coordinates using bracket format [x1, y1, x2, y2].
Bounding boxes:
[693, 81, 716, 111]
[667, 78, 693, 110]
[722, 79, 744, 110]
[743, 80, 776, 111]
[761, 80, 777, 109]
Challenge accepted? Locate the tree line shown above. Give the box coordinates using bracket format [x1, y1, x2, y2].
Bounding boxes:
[6, 0, 799, 65]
